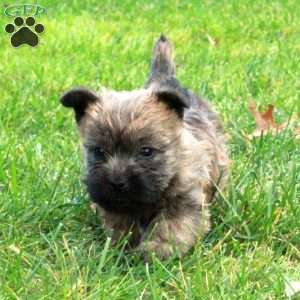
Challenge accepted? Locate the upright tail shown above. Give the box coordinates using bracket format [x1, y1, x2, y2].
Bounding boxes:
[145, 34, 176, 86]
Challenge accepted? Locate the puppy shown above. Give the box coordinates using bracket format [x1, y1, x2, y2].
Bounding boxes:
[61, 35, 229, 260]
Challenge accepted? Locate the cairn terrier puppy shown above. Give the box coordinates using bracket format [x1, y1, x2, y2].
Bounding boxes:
[61, 35, 229, 260]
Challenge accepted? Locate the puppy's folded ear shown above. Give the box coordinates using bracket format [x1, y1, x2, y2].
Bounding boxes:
[60, 88, 99, 123]
[154, 79, 190, 118]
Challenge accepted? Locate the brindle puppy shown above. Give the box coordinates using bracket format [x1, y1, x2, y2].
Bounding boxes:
[61, 35, 229, 260]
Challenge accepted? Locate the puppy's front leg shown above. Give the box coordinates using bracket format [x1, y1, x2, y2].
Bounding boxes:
[92, 203, 141, 247]
[138, 203, 210, 261]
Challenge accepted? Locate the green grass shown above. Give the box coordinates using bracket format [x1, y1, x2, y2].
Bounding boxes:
[1, 0, 300, 299]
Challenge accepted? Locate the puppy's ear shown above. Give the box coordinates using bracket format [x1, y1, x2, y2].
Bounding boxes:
[154, 80, 190, 118]
[60, 88, 99, 123]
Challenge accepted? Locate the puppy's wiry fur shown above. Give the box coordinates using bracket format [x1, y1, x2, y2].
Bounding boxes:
[61, 35, 229, 260]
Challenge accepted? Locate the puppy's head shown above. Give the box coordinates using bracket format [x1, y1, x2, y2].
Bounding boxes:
[61, 84, 189, 215]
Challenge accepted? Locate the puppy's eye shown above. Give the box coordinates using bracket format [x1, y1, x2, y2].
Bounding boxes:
[93, 147, 106, 159]
[139, 147, 154, 157]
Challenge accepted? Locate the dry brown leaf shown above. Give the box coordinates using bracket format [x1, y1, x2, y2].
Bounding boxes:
[248, 101, 300, 139]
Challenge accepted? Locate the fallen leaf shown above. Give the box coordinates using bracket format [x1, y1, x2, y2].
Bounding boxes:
[294, 126, 300, 138]
[248, 101, 300, 139]
[206, 34, 219, 47]
[8, 244, 20, 255]
[285, 277, 300, 298]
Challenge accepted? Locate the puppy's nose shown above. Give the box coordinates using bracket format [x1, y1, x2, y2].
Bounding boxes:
[108, 178, 127, 191]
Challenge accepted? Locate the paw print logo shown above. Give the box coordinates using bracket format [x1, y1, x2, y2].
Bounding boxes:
[5, 17, 44, 47]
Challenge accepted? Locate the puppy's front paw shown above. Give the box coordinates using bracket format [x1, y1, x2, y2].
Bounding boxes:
[137, 241, 175, 262]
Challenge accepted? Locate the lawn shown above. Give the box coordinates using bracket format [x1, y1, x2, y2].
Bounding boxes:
[0, 0, 300, 299]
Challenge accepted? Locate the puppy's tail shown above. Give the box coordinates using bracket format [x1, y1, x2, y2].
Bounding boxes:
[146, 34, 176, 86]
